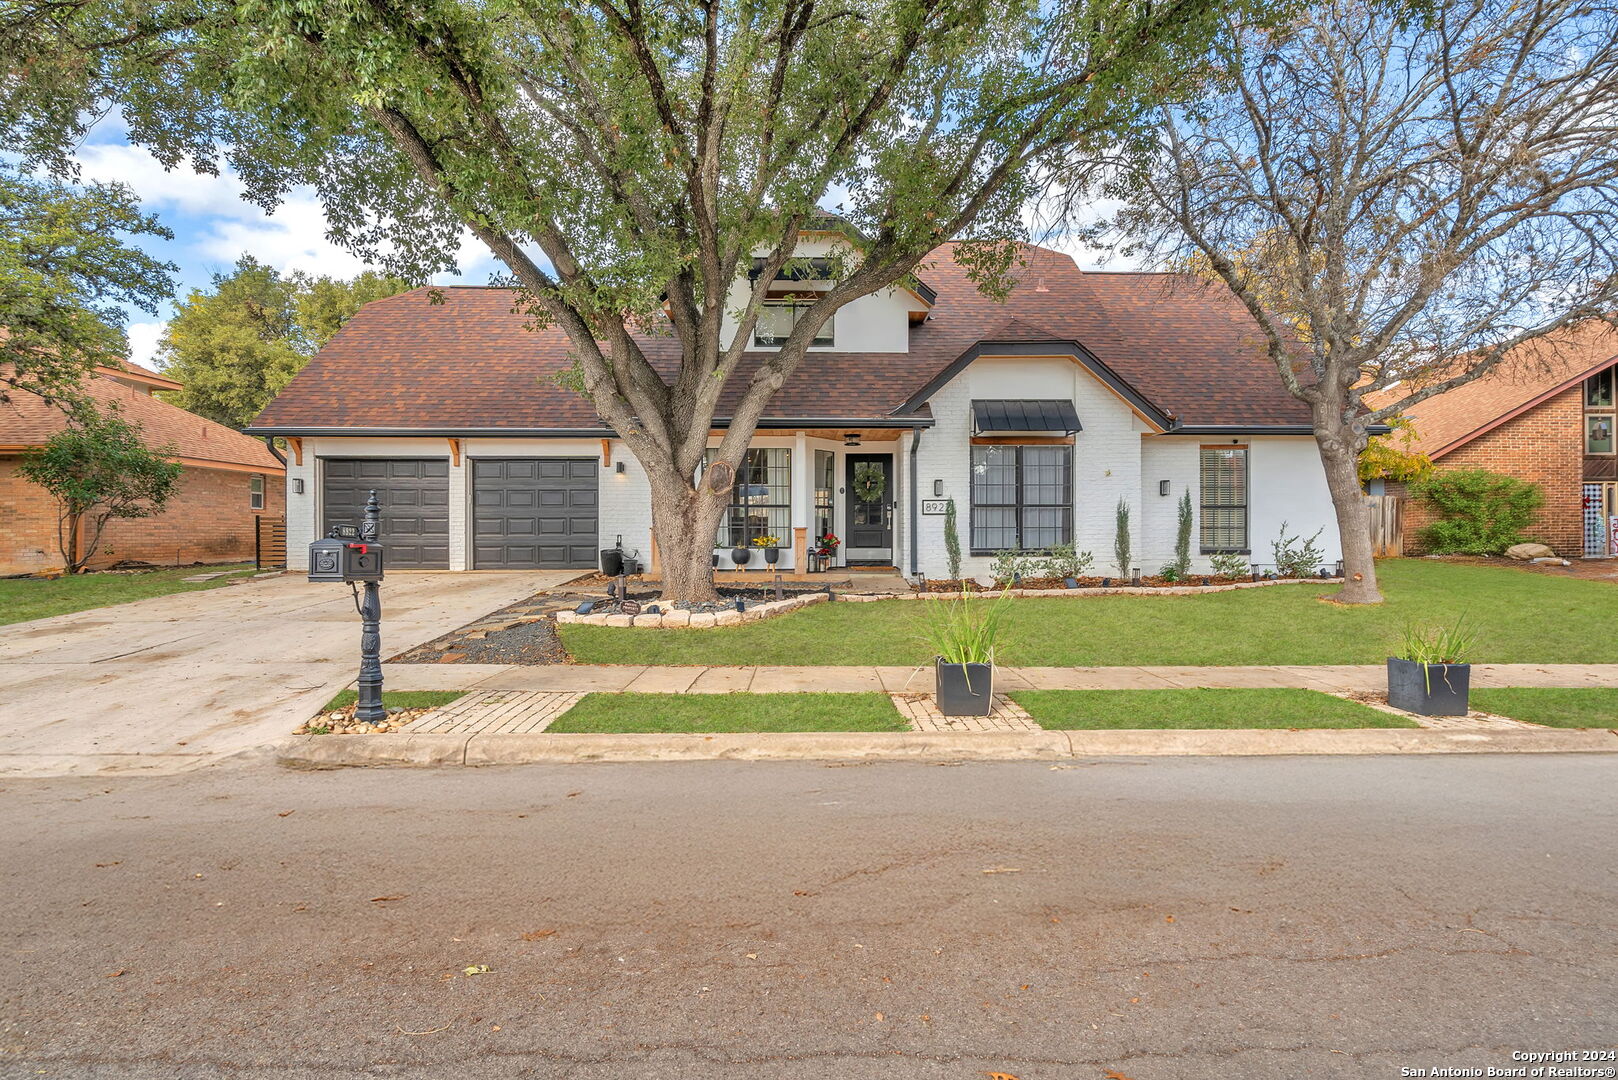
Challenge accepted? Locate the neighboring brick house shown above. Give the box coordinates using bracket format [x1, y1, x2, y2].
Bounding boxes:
[0, 359, 286, 575]
[1377, 321, 1618, 557]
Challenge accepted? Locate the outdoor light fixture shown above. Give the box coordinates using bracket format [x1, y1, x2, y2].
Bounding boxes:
[843, 432, 861, 447]
[933, 479, 943, 497]
[1159, 479, 1171, 496]
[615, 461, 625, 474]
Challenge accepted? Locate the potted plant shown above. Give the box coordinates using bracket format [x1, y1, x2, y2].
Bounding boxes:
[1388, 619, 1475, 715]
[923, 587, 1012, 716]
[753, 534, 782, 565]
[730, 544, 752, 567]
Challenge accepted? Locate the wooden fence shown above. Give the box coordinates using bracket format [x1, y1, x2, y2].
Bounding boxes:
[255, 516, 287, 571]
[1365, 494, 1403, 556]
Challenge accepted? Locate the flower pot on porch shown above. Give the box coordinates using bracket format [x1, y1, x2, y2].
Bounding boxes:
[1386, 658, 1471, 716]
[712, 552, 720, 568]
[730, 547, 752, 567]
[935, 658, 994, 717]
[763, 545, 781, 565]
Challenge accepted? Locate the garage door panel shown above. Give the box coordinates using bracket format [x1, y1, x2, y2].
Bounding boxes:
[322, 458, 450, 570]
[472, 458, 598, 569]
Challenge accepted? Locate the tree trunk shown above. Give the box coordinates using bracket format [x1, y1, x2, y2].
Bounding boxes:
[647, 472, 730, 606]
[1314, 414, 1383, 605]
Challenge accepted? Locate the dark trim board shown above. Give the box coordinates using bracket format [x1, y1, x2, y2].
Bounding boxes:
[247, 416, 936, 438]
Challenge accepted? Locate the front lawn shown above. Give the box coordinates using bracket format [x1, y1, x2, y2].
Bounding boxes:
[545, 692, 908, 734]
[0, 564, 255, 626]
[1010, 688, 1417, 729]
[1470, 689, 1618, 729]
[559, 560, 1615, 667]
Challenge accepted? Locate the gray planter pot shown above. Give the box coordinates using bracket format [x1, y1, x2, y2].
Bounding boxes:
[935, 658, 994, 716]
[730, 547, 752, 567]
[1387, 657, 1471, 716]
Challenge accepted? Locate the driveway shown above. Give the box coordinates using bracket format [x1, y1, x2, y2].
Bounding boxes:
[0, 571, 577, 776]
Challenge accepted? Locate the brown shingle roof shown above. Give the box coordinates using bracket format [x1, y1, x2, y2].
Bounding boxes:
[1367, 321, 1618, 459]
[0, 371, 284, 471]
[251, 244, 1314, 433]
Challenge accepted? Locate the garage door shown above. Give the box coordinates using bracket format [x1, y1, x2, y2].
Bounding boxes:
[472, 458, 598, 569]
[322, 459, 450, 569]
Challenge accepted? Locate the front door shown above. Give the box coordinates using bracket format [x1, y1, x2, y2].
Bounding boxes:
[845, 454, 894, 565]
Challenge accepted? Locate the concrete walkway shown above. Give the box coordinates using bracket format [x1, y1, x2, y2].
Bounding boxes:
[0, 570, 579, 776]
[380, 661, 1618, 694]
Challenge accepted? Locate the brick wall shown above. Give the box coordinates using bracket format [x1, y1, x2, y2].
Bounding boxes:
[0, 455, 286, 575]
[1397, 385, 1584, 556]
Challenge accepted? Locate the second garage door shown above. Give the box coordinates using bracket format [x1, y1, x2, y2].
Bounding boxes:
[322, 458, 450, 569]
[472, 458, 599, 569]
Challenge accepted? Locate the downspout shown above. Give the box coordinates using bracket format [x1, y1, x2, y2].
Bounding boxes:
[262, 436, 287, 466]
[908, 426, 923, 578]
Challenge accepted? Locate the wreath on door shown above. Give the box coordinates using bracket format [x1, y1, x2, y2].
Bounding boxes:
[852, 462, 886, 503]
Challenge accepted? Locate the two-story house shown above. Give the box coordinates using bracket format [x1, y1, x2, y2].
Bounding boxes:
[248, 237, 1344, 580]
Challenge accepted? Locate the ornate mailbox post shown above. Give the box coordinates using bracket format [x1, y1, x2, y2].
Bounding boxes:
[308, 490, 386, 724]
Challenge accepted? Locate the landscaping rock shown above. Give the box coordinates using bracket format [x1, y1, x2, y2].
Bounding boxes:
[632, 613, 664, 628]
[689, 612, 717, 628]
[1530, 556, 1571, 566]
[1506, 543, 1555, 560]
[713, 611, 740, 626]
[660, 611, 691, 627]
[605, 614, 634, 627]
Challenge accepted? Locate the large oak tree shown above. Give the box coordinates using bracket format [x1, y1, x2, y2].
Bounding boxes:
[1102, 0, 1618, 603]
[5, 0, 1245, 601]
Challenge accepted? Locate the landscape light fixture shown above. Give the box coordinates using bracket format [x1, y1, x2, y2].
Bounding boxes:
[843, 432, 861, 447]
[933, 479, 944, 496]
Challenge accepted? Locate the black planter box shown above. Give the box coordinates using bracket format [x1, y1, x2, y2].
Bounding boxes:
[936, 659, 994, 716]
[1387, 657, 1471, 715]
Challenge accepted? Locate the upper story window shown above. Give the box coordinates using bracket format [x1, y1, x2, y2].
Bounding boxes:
[1200, 447, 1248, 553]
[250, 474, 266, 510]
[1587, 369, 1614, 409]
[754, 301, 833, 348]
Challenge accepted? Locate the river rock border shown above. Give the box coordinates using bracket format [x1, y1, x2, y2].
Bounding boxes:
[555, 577, 1324, 629]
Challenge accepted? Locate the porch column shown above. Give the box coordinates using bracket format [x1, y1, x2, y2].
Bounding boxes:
[792, 431, 810, 570]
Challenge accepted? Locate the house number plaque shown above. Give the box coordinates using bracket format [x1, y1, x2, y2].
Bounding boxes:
[921, 500, 949, 515]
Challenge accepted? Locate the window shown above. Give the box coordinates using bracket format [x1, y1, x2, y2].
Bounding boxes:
[969, 444, 1072, 553]
[1200, 447, 1248, 552]
[814, 450, 835, 543]
[1587, 369, 1614, 408]
[753, 301, 834, 348]
[1588, 414, 1614, 455]
[707, 448, 791, 547]
[250, 474, 265, 510]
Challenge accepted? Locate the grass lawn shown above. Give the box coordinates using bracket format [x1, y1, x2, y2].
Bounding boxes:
[560, 560, 1617, 667]
[0, 564, 255, 626]
[321, 689, 466, 711]
[1470, 688, 1618, 729]
[545, 692, 908, 734]
[1010, 688, 1418, 729]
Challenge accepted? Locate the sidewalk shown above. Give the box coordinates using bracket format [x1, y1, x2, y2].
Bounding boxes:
[379, 662, 1618, 694]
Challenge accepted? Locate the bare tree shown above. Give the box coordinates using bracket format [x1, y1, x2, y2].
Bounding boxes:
[1101, 0, 1618, 603]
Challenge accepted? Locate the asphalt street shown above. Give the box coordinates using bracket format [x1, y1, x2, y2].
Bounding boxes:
[2, 755, 1614, 1079]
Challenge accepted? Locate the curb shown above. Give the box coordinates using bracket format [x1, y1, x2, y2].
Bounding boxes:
[269, 727, 1618, 768]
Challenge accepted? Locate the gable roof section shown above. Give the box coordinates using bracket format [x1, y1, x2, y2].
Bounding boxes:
[1370, 321, 1618, 459]
[0, 371, 284, 471]
[250, 244, 1315, 435]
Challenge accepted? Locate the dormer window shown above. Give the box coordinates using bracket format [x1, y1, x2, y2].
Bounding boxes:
[754, 300, 834, 348]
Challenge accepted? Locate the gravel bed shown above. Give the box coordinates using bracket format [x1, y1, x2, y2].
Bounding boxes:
[391, 617, 569, 665]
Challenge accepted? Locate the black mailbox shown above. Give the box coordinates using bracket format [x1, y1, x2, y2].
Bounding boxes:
[308, 532, 385, 583]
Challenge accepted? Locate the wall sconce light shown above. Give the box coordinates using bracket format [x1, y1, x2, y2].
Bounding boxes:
[843, 432, 861, 447]
[1159, 479, 1171, 496]
[293, 478, 305, 495]
[615, 461, 625, 474]
[933, 479, 943, 497]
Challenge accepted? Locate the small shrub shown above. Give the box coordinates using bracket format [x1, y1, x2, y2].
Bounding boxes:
[1208, 552, 1249, 577]
[1114, 498, 1132, 577]
[991, 549, 1036, 583]
[943, 497, 962, 580]
[1157, 563, 1182, 582]
[1271, 520, 1325, 577]
[1173, 489, 1192, 577]
[1411, 469, 1544, 555]
[1396, 618, 1476, 666]
[1039, 543, 1094, 579]
[922, 586, 1013, 675]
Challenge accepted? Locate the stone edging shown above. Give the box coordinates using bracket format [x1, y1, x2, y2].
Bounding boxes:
[555, 577, 1329, 628]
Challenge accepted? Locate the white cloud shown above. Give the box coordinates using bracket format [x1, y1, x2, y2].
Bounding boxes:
[123, 321, 165, 369]
[75, 142, 254, 220]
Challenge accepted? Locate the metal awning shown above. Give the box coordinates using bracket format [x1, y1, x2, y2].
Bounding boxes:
[971, 399, 1082, 435]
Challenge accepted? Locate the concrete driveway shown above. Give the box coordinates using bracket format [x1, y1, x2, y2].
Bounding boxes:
[0, 571, 576, 776]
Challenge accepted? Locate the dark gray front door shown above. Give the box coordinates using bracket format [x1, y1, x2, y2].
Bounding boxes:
[322, 459, 450, 569]
[845, 454, 893, 564]
[472, 458, 598, 569]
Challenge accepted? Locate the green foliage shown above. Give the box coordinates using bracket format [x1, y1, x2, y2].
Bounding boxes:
[1114, 498, 1133, 577]
[1359, 415, 1433, 483]
[1270, 520, 1324, 577]
[1208, 551, 1250, 577]
[1174, 488, 1192, 576]
[921, 587, 1013, 668]
[159, 257, 412, 429]
[0, 167, 175, 412]
[18, 405, 182, 572]
[1411, 469, 1544, 555]
[1396, 618, 1475, 667]
[991, 549, 1037, 584]
[1157, 563, 1182, 582]
[943, 497, 962, 581]
[1039, 543, 1094, 579]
